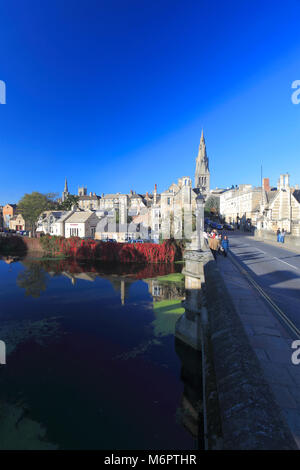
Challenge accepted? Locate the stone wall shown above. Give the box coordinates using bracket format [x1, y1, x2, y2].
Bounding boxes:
[22, 237, 45, 253]
[254, 229, 300, 249]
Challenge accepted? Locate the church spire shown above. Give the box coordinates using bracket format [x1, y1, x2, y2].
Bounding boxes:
[62, 178, 69, 202]
[200, 128, 204, 143]
[195, 130, 210, 195]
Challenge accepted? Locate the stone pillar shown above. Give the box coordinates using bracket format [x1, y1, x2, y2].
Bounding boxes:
[175, 250, 205, 350]
[189, 193, 204, 251]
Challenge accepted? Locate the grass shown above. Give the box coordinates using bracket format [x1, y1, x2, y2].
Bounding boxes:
[25, 255, 68, 261]
[153, 299, 185, 315]
[152, 299, 185, 337]
[155, 273, 184, 283]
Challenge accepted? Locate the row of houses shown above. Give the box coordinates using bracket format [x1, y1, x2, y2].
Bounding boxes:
[0, 204, 25, 231]
[219, 174, 300, 235]
[36, 208, 148, 242]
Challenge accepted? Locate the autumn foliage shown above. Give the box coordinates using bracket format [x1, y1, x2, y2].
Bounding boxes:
[39, 236, 178, 264]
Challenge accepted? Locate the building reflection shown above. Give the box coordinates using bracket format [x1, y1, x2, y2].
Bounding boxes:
[145, 279, 185, 302]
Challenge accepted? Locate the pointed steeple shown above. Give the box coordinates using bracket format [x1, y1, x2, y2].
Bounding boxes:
[196, 130, 208, 168]
[64, 178, 68, 193]
[195, 130, 210, 194]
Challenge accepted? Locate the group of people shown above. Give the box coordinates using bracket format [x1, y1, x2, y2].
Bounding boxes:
[276, 228, 286, 243]
[203, 229, 229, 260]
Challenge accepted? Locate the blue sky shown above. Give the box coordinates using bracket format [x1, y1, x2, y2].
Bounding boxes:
[1, 0, 300, 204]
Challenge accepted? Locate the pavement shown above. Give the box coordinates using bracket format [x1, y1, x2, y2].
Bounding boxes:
[216, 231, 300, 448]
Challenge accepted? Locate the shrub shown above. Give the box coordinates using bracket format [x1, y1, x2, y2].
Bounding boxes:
[39, 236, 178, 263]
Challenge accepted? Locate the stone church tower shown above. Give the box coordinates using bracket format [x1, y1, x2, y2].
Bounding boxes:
[62, 178, 70, 202]
[195, 130, 210, 196]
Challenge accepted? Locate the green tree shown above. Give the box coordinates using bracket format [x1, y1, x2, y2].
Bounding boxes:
[56, 194, 79, 210]
[204, 195, 220, 216]
[18, 192, 56, 233]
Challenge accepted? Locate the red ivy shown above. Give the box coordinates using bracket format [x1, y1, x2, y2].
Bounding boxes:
[45, 237, 176, 264]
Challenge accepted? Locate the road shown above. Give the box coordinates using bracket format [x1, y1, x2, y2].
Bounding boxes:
[225, 232, 300, 335]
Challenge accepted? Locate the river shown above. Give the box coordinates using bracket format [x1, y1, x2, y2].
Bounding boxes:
[0, 255, 203, 450]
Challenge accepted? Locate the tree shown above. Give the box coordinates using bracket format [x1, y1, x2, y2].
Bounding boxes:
[204, 195, 220, 216]
[56, 194, 79, 211]
[18, 192, 56, 233]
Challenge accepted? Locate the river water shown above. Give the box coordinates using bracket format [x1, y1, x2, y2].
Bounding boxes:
[0, 256, 203, 450]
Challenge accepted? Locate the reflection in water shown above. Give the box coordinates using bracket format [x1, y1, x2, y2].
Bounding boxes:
[0, 256, 202, 450]
[17, 263, 48, 298]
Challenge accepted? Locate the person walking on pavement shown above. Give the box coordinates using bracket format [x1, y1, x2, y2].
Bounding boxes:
[221, 235, 229, 257]
[203, 230, 209, 247]
[281, 229, 286, 243]
[276, 228, 281, 242]
[209, 234, 220, 260]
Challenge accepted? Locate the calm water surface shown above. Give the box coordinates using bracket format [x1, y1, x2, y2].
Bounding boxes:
[0, 256, 201, 450]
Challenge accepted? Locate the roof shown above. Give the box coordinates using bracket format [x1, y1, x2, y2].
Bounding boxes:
[102, 193, 125, 199]
[129, 193, 143, 199]
[79, 195, 100, 200]
[56, 211, 74, 223]
[267, 190, 279, 204]
[65, 211, 98, 223]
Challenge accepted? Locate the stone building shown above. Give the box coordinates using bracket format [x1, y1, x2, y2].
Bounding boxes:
[160, 177, 197, 239]
[219, 185, 262, 226]
[3, 204, 17, 228]
[9, 213, 27, 231]
[64, 210, 99, 238]
[36, 211, 74, 236]
[78, 192, 101, 211]
[257, 174, 300, 235]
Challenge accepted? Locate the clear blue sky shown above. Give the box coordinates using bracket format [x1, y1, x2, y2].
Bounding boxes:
[1, 0, 300, 205]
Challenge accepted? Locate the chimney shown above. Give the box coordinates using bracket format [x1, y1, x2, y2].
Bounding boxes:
[262, 178, 270, 192]
[154, 184, 157, 205]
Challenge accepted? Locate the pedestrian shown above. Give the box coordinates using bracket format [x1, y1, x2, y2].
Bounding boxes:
[209, 234, 220, 260]
[221, 235, 229, 257]
[281, 229, 286, 243]
[276, 228, 281, 243]
[203, 230, 209, 247]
